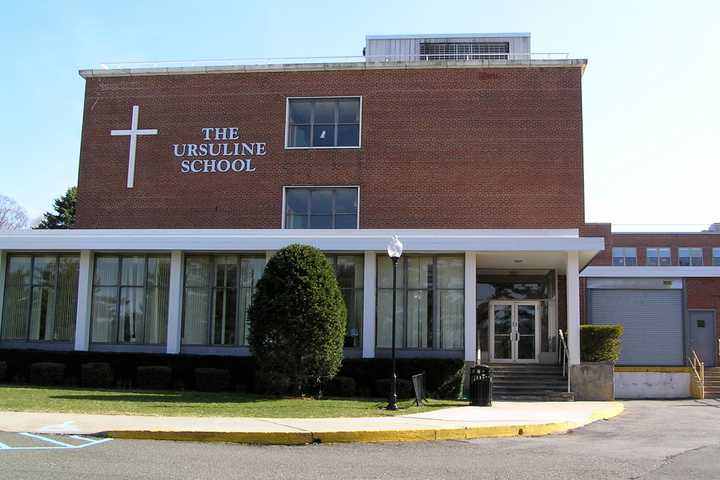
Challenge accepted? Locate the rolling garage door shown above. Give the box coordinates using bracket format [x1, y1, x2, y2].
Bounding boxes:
[589, 289, 684, 365]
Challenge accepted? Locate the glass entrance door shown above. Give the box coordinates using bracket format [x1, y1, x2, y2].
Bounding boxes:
[489, 301, 540, 363]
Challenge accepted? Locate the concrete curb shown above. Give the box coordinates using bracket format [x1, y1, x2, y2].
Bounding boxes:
[102, 402, 624, 445]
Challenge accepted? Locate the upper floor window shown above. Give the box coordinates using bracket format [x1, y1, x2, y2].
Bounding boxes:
[612, 247, 637, 266]
[679, 247, 703, 266]
[714, 247, 720, 266]
[286, 97, 361, 148]
[1, 254, 79, 342]
[419, 42, 509, 60]
[646, 247, 671, 266]
[284, 187, 359, 229]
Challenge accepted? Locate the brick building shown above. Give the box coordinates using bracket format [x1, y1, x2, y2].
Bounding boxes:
[0, 33, 717, 398]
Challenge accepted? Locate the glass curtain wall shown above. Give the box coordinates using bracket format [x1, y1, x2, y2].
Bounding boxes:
[376, 255, 464, 350]
[1, 254, 79, 341]
[182, 255, 265, 346]
[90, 255, 170, 344]
[325, 254, 363, 348]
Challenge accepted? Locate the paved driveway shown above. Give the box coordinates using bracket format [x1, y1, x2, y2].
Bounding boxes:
[1, 399, 719, 480]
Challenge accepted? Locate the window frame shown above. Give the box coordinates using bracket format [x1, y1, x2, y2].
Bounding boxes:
[611, 247, 638, 266]
[1, 253, 80, 343]
[284, 96, 362, 150]
[678, 247, 704, 266]
[181, 254, 266, 347]
[713, 247, 720, 266]
[645, 247, 672, 266]
[282, 186, 360, 229]
[89, 254, 171, 346]
[375, 254, 465, 351]
[324, 253, 364, 349]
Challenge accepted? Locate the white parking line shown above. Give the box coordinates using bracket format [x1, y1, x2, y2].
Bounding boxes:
[0, 433, 112, 451]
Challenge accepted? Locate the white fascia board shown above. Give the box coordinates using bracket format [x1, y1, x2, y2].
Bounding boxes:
[582, 266, 720, 278]
[365, 33, 531, 40]
[0, 228, 603, 254]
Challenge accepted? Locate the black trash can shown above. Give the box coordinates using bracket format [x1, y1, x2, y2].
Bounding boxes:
[469, 365, 493, 406]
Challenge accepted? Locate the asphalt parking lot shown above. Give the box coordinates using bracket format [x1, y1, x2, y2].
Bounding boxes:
[1, 399, 719, 480]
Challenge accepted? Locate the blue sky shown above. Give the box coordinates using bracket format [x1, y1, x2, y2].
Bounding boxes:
[1, 0, 718, 230]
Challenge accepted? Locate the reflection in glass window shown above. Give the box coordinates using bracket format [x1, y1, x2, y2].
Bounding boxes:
[182, 255, 265, 346]
[646, 247, 671, 266]
[285, 187, 358, 229]
[91, 255, 170, 344]
[376, 255, 464, 350]
[1, 254, 79, 341]
[287, 98, 361, 148]
[679, 247, 703, 266]
[713, 248, 720, 266]
[325, 254, 364, 348]
[612, 247, 637, 266]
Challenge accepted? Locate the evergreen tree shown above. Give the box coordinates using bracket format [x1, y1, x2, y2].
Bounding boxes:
[36, 187, 77, 229]
[249, 244, 346, 396]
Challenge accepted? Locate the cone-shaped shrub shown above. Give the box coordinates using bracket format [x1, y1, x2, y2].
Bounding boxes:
[248, 244, 346, 396]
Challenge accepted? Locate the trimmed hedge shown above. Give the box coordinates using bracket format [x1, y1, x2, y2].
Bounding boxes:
[194, 368, 232, 392]
[324, 376, 356, 397]
[375, 378, 413, 399]
[30, 362, 65, 386]
[136, 366, 172, 390]
[0, 349, 464, 399]
[580, 324, 624, 363]
[0, 361, 7, 382]
[81, 363, 114, 388]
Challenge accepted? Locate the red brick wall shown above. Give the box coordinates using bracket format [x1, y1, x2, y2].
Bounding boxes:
[75, 66, 585, 229]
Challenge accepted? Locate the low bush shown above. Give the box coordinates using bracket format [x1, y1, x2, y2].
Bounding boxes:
[0, 361, 7, 382]
[255, 370, 291, 395]
[80, 362, 114, 387]
[29, 362, 65, 386]
[580, 324, 624, 363]
[375, 378, 413, 399]
[324, 375, 356, 397]
[194, 368, 232, 392]
[136, 365, 172, 389]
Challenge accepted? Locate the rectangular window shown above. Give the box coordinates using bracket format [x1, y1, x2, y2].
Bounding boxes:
[286, 97, 361, 148]
[713, 248, 720, 266]
[91, 255, 170, 344]
[325, 254, 364, 348]
[612, 247, 637, 266]
[646, 247, 671, 266]
[284, 187, 358, 229]
[182, 254, 265, 346]
[1, 254, 79, 341]
[679, 247, 703, 266]
[376, 255, 464, 350]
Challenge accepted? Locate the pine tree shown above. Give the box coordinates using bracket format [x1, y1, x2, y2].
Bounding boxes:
[36, 187, 77, 229]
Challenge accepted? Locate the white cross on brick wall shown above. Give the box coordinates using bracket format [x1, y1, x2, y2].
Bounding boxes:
[110, 105, 158, 188]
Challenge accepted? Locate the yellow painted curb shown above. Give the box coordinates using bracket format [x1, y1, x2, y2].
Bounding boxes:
[102, 403, 625, 445]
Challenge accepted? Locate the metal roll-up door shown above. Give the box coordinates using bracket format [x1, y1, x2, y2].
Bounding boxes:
[589, 289, 683, 366]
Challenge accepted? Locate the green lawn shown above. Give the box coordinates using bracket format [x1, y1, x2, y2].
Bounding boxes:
[0, 385, 466, 418]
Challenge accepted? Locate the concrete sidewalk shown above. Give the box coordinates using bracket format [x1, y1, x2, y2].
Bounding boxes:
[0, 401, 624, 444]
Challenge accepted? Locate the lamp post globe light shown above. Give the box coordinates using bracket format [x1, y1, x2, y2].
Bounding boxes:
[386, 235, 403, 410]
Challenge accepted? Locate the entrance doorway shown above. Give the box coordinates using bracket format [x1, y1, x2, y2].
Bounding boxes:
[489, 301, 541, 363]
[689, 310, 717, 367]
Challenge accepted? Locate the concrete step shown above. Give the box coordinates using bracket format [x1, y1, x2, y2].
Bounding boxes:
[495, 392, 574, 402]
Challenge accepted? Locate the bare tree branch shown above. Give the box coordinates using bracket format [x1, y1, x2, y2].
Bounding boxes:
[0, 194, 29, 230]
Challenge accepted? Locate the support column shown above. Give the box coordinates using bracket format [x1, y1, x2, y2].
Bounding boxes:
[0, 251, 6, 334]
[566, 250, 581, 365]
[362, 251, 376, 358]
[166, 251, 183, 354]
[74, 250, 93, 351]
[464, 252, 477, 363]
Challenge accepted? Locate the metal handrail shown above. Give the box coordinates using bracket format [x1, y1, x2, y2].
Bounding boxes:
[558, 329, 571, 393]
[688, 350, 705, 399]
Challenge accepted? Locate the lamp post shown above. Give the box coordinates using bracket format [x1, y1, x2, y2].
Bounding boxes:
[386, 235, 403, 410]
